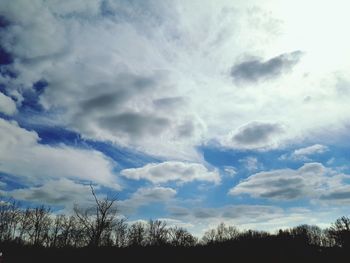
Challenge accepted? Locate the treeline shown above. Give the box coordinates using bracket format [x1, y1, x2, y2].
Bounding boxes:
[0, 187, 349, 250]
[0, 203, 350, 250]
[0, 201, 196, 248]
[0, 187, 197, 248]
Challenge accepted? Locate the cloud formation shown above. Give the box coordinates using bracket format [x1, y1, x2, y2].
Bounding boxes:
[166, 204, 340, 235]
[320, 186, 350, 204]
[229, 163, 349, 201]
[0, 0, 350, 235]
[0, 92, 16, 115]
[0, 118, 119, 189]
[280, 144, 329, 161]
[0, 0, 348, 163]
[119, 186, 176, 215]
[230, 121, 284, 149]
[121, 161, 220, 184]
[231, 51, 303, 83]
[5, 178, 95, 208]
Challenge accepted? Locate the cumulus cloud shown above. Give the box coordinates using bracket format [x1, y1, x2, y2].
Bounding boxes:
[0, 0, 348, 163]
[280, 144, 329, 161]
[0, 118, 120, 189]
[0, 0, 210, 160]
[319, 185, 350, 205]
[0, 0, 67, 60]
[99, 112, 170, 138]
[229, 163, 349, 201]
[169, 205, 284, 222]
[4, 178, 95, 208]
[231, 51, 303, 83]
[0, 92, 16, 115]
[229, 121, 285, 149]
[119, 186, 176, 215]
[120, 161, 220, 184]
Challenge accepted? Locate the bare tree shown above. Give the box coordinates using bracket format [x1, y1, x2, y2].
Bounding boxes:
[289, 224, 322, 246]
[114, 218, 128, 247]
[168, 227, 197, 247]
[74, 184, 117, 247]
[18, 208, 34, 244]
[329, 216, 350, 248]
[127, 222, 146, 246]
[60, 215, 81, 247]
[27, 206, 52, 246]
[49, 214, 64, 248]
[0, 200, 21, 242]
[147, 220, 168, 246]
[202, 228, 216, 244]
[215, 223, 239, 242]
[202, 223, 239, 244]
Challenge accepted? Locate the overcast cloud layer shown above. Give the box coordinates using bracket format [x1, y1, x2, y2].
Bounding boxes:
[0, 0, 350, 234]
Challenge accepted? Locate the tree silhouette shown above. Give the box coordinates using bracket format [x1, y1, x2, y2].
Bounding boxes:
[1, 191, 350, 263]
[147, 220, 168, 246]
[114, 218, 128, 247]
[127, 222, 146, 246]
[74, 184, 117, 247]
[329, 216, 350, 248]
[168, 227, 197, 247]
[0, 200, 20, 242]
[202, 223, 239, 244]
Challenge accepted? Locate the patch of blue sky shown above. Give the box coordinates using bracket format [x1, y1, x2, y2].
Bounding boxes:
[17, 80, 48, 114]
[0, 172, 27, 191]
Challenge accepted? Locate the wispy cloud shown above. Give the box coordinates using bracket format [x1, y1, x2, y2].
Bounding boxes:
[280, 144, 329, 161]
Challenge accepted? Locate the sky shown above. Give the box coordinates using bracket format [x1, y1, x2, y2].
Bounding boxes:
[0, 0, 350, 236]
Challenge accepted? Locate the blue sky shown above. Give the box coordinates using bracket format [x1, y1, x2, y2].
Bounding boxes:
[0, 0, 350, 236]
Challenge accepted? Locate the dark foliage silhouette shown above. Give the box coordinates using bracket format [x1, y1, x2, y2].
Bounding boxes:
[0, 191, 349, 262]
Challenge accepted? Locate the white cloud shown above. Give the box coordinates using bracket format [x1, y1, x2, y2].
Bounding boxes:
[0, 93, 16, 115]
[0, 118, 120, 189]
[225, 122, 286, 150]
[223, 166, 237, 177]
[229, 163, 350, 201]
[293, 144, 328, 156]
[280, 144, 329, 161]
[0, 1, 349, 160]
[4, 178, 95, 209]
[120, 161, 220, 185]
[239, 156, 262, 172]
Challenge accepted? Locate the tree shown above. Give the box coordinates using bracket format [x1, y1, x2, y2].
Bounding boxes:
[202, 228, 216, 244]
[27, 206, 52, 246]
[329, 216, 350, 248]
[202, 223, 239, 244]
[168, 227, 197, 247]
[289, 224, 322, 246]
[18, 208, 34, 244]
[74, 184, 117, 247]
[0, 200, 21, 242]
[215, 223, 239, 242]
[147, 220, 169, 246]
[127, 222, 146, 246]
[114, 218, 128, 247]
[49, 214, 64, 248]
